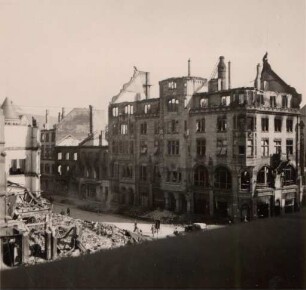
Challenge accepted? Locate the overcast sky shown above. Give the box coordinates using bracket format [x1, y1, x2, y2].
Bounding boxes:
[0, 0, 305, 116]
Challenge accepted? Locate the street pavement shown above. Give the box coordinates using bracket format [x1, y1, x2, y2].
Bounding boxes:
[1, 207, 306, 289]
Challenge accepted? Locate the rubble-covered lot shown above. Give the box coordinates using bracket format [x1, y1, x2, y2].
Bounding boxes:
[25, 213, 150, 266]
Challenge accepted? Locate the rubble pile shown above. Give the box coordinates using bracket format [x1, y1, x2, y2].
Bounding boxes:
[24, 213, 148, 266]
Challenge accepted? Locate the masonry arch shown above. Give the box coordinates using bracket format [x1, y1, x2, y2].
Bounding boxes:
[214, 166, 232, 190]
[193, 165, 209, 187]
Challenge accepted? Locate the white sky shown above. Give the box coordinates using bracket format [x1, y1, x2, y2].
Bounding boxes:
[0, 0, 305, 116]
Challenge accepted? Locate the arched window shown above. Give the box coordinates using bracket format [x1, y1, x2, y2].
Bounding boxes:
[240, 171, 251, 190]
[257, 166, 273, 187]
[200, 98, 208, 108]
[124, 104, 133, 115]
[144, 104, 151, 114]
[214, 167, 231, 189]
[194, 165, 209, 187]
[282, 165, 296, 185]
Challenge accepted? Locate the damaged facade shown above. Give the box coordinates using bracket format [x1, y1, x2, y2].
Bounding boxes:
[108, 55, 303, 221]
[41, 106, 109, 201]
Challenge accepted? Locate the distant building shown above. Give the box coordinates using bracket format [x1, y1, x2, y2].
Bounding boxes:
[1, 97, 40, 192]
[108, 55, 303, 221]
[40, 105, 109, 200]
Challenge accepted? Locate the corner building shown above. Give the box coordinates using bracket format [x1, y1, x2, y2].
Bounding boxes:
[108, 55, 302, 221]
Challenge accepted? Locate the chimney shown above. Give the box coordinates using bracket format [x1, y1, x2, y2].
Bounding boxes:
[61, 107, 65, 120]
[145, 72, 150, 99]
[228, 61, 231, 89]
[58, 112, 61, 123]
[188, 59, 191, 77]
[45, 109, 49, 125]
[89, 105, 93, 135]
[254, 64, 261, 89]
[217, 56, 227, 90]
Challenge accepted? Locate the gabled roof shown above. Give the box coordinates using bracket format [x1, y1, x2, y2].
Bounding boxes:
[56, 134, 80, 146]
[1, 97, 19, 120]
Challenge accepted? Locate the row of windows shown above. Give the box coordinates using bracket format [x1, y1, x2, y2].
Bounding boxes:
[194, 138, 294, 157]
[57, 152, 78, 161]
[112, 116, 294, 137]
[112, 104, 155, 117]
[198, 93, 290, 109]
[112, 140, 134, 155]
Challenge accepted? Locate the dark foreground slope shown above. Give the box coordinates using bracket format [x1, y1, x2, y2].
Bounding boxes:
[1, 210, 306, 289]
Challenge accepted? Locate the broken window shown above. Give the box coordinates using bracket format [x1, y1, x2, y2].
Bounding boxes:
[129, 140, 134, 154]
[168, 81, 177, 89]
[217, 115, 227, 132]
[112, 107, 119, 117]
[200, 98, 208, 108]
[238, 145, 245, 155]
[9, 159, 26, 175]
[240, 171, 251, 190]
[196, 118, 205, 133]
[286, 139, 293, 155]
[140, 141, 148, 155]
[58, 152, 62, 160]
[286, 119, 293, 132]
[261, 117, 269, 132]
[282, 165, 296, 185]
[166, 168, 182, 183]
[154, 140, 160, 155]
[73, 152, 78, 161]
[124, 104, 134, 115]
[144, 104, 151, 114]
[257, 166, 273, 187]
[274, 140, 282, 154]
[274, 118, 282, 132]
[261, 139, 269, 157]
[217, 139, 227, 156]
[65, 152, 69, 160]
[120, 124, 128, 135]
[167, 98, 179, 112]
[221, 96, 230, 106]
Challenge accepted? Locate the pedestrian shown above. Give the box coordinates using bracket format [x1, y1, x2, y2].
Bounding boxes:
[155, 219, 160, 234]
[67, 207, 71, 216]
[133, 221, 138, 232]
[151, 224, 155, 237]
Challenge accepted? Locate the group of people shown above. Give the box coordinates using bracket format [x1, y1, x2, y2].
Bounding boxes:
[133, 219, 161, 237]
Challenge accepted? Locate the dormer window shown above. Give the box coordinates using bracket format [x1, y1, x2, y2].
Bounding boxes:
[282, 95, 288, 108]
[200, 98, 208, 108]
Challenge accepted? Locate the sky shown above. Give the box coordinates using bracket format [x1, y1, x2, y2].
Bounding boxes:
[0, 0, 305, 116]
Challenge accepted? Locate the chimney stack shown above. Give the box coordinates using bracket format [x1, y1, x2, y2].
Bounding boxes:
[217, 56, 227, 90]
[188, 59, 191, 77]
[255, 63, 261, 89]
[58, 112, 61, 123]
[89, 105, 93, 135]
[228, 61, 231, 89]
[61, 107, 65, 120]
[45, 109, 49, 125]
[145, 72, 150, 99]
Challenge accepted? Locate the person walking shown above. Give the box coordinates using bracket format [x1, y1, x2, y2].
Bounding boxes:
[151, 224, 155, 237]
[133, 221, 138, 232]
[67, 207, 71, 216]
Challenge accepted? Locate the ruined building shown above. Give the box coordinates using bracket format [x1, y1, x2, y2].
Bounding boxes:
[40, 106, 109, 200]
[108, 55, 303, 221]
